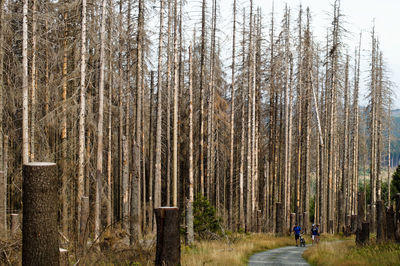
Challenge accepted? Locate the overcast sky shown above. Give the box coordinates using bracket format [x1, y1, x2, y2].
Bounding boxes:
[213, 0, 400, 108]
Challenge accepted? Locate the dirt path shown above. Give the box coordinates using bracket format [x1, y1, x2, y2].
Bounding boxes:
[248, 245, 310, 266]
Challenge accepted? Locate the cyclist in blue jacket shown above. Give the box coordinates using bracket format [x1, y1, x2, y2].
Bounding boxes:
[293, 223, 301, 246]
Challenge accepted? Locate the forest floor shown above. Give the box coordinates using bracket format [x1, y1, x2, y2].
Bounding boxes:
[5, 231, 393, 265]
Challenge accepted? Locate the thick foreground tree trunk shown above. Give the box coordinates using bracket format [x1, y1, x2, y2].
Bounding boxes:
[22, 162, 59, 266]
[155, 207, 180, 266]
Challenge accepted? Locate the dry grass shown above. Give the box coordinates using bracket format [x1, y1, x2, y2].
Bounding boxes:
[303, 240, 400, 266]
[181, 233, 295, 266]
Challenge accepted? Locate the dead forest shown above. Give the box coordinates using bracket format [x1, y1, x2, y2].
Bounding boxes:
[0, 0, 396, 256]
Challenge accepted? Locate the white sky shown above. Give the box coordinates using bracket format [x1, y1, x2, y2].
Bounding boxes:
[209, 0, 400, 108]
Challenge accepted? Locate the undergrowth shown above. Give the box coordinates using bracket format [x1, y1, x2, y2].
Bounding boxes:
[303, 239, 400, 266]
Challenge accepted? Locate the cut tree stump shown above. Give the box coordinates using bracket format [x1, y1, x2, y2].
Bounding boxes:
[376, 200, 386, 243]
[356, 192, 365, 245]
[386, 206, 395, 241]
[395, 194, 400, 242]
[155, 207, 180, 266]
[22, 162, 59, 266]
[357, 222, 370, 245]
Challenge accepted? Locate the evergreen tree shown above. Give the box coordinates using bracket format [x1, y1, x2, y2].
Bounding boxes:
[390, 164, 400, 200]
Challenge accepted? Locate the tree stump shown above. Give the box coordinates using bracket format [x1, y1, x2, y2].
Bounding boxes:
[358, 222, 370, 245]
[395, 194, 400, 242]
[386, 206, 395, 241]
[155, 207, 180, 266]
[275, 202, 283, 236]
[11, 213, 19, 238]
[376, 200, 386, 243]
[22, 162, 59, 266]
[356, 192, 365, 244]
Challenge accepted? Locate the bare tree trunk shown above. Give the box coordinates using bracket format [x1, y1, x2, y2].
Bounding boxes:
[61, 7, 69, 237]
[166, 0, 172, 205]
[22, 0, 29, 164]
[199, 0, 206, 195]
[228, 0, 237, 230]
[246, 1, 254, 231]
[186, 45, 194, 246]
[148, 71, 155, 230]
[352, 35, 361, 215]
[339, 55, 350, 232]
[0, 1, 4, 238]
[172, 0, 179, 207]
[131, 0, 144, 244]
[30, 0, 37, 161]
[283, 6, 291, 229]
[238, 10, 246, 229]
[77, 0, 87, 241]
[154, 0, 164, 210]
[370, 28, 377, 234]
[106, 4, 113, 227]
[95, 0, 108, 239]
[0, 171, 4, 238]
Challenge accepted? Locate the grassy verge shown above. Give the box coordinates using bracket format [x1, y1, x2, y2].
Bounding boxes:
[303, 239, 400, 266]
[182, 233, 296, 266]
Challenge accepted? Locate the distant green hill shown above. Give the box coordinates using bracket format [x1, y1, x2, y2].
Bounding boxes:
[391, 111, 400, 166]
[393, 109, 400, 118]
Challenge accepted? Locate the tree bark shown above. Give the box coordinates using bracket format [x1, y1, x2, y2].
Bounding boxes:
[386, 206, 395, 240]
[172, 0, 179, 207]
[229, 0, 237, 230]
[0, 171, 5, 238]
[61, 7, 69, 236]
[154, 0, 164, 210]
[22, 0, 29, 164]
[79, 196, 89, 255]
[22, 163, 59, 266]
[155, 207, 181, 266]
[95, 0, 108, 239]
[376, 200, 385, 242]
[186, 45, 194, 246]
[199, 0, 206, 195]
[30, 0, 37, 161]
[78, 0, 87, 241]
[130, 0, 144, 244]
